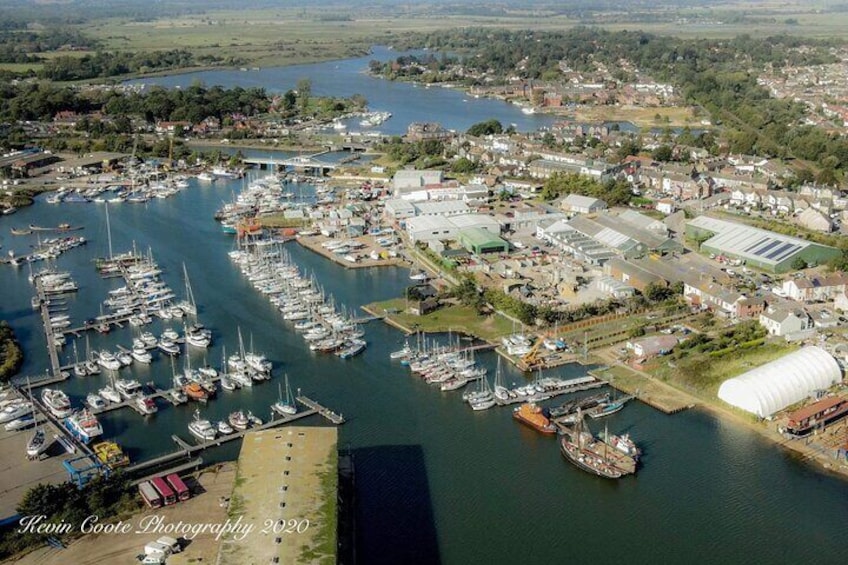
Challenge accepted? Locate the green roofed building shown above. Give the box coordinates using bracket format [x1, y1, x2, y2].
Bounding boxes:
[458, 228, 509, 255]
[686, 216, 841, 273]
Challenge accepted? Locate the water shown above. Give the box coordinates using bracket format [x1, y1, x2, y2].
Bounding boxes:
[128, 47, 560, 135]
[0, 179, 844, 564]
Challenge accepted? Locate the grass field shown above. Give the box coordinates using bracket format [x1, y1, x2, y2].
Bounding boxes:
[366, 298, 514, 342]
[574, 105, 699, 129]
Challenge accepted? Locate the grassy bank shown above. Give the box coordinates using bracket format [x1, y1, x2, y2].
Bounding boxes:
[0, 321, 23, 383]
[365, 299, 514, 342]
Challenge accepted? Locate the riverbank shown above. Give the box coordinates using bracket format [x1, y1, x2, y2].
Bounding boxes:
[593, 347, 848, 480]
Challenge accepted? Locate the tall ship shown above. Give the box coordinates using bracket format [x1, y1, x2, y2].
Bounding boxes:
[64, 409, 104, 444]
[512, 402, 557, 434]
[559, 412, 637, 479]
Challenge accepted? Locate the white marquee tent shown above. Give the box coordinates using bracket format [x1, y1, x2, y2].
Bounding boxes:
[717, 346, 842, 418]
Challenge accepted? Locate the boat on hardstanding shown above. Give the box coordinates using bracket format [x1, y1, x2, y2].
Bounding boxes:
[512, 402, 557, 435]
[188, 410, 216, 441]
[271, 375, 297, 416]
[25, 385, 49, 458]
[64, 409, 103, 444]
[41, 388, 73, 418]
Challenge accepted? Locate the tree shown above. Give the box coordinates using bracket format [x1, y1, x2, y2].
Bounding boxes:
[791, 256, 808, 271]
[466, 119, 503, 137]
[651, 144, 674, 162]
[296, 78, 312, 111]
[451, 157, 477, 174]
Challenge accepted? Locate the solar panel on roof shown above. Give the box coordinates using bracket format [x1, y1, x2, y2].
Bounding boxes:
[752, 239, 782, 257]
[744, 237, 770, 253]
[772, 244, 801, 262]
[765, 242, 797, 261]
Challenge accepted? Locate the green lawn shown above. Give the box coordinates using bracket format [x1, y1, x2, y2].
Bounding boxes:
[366, 299, 514, 342]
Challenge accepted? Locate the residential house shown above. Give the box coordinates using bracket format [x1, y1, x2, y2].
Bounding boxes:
[759, 307, 811, 337]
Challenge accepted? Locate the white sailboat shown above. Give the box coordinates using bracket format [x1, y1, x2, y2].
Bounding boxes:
[26, 382, 48, 459]
[176, 263, 198, 316]
[271, 374, 297, 416]
[493, 356, 510, 402]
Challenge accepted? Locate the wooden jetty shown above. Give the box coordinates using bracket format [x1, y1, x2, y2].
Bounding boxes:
[295, 395, 345, 424]
[124, 396, 343, 472]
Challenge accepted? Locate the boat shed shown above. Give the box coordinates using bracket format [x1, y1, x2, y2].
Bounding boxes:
[686, 216, 841, 273]
[717, 346, 842, 418]
[457, 228, 509, 255]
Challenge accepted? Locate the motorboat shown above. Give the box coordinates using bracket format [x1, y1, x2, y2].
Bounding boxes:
[5, 415, 35, 431]
[183, 381, 209, 403]
[131, 346, 153, 363]
[85, 393, 107, 410]
[98, 385, 122, 404]
[140, 332, 158, 346]
[188, 410, 216, 441]
[26, 427, 47, 458]
[217, 420, 234, 435]
[168, 388, 188, 405]
[162, 328, 179, 341]
[97, 351, 122, 371]
[116, 351, 133, 367]
[64, 409, 103, 443]
[134, 395, 158, 415]
[228, 410, 249, 431]
[41, 388, 73, 418]
[115, 378, 142, 399]
[158, 339, 180, 356]
[0, 401, 32, 424]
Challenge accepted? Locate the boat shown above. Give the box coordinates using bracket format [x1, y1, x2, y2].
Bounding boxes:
[158, 339, 180, 356]
[217, 420, 234, 435]
[131, 345, 153, 364]
[93, 441, 130, 469]
[220, 375, 237, 392]
[390, 341, 412, 360]
[116, 351, 132, 367]
[228, 410, 249, 431]
[163, 383, 184, 403]
[271, 375, 297, 416]
[98, 384, 122, 404]
[11, 228, 32, 235]
[26, 427, 48, 459]
[5, 415, 35, 431]
[409, 270, 428, 281]
[96, 351, 122, 371]
[140, 331, 157, 346]
[559, 412, 636, 479]
[598, 428, 641, 460]
[188, 410, 217, 441]
[337, 339, 366, 359]
[115, 378, 142, 399]
[85, 393, 107, 410]
[183, 381, 209, 403]
[197, 172, 215, 182]
[0, 401, 31, 423]
[64, 409, 103, 444]
[247, 411, 263, 427]
[134, 395, 158, 415]
[41, 388, 73, 418]
[512, 402, 557, 434]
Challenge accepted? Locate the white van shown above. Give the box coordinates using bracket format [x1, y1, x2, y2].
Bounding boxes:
[157, 536, 181, 553]
[144, 541, 172, 557]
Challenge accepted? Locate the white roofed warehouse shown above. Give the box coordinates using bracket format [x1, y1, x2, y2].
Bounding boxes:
[686, 216, 841, 273]
[717, 346, 842, 418]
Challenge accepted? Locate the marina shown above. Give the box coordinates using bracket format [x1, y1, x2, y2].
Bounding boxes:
[2, 154, 847, 562]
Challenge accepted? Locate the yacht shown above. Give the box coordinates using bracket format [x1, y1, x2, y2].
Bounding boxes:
[228, 410, 250, 431]
[140, 332, 158, 346]
[116, 351, 132, 367]
[41, 388, 73, 418]
[131, 346, 153, 364]
[115, 378, 142, 399]
[169, 388, 188, 405]
[64, 409, 103, 444]
[85, 393, 107, 410]
[188, 410, 217, 441]
[217, 420, 235, 435]
[162, 328, 179, 341]
[98, 385, 122, 404]
[134, 395, 158, 415]
[158, 339, 180, 356]
[0, 401, 32, 424]
[5, 415, 35, 431]
[220, 375, 237, 392]
[97, 351, 122, 371]
[185, 331, 211, 348]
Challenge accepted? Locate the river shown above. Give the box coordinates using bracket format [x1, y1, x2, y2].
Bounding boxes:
[0, 175, 844, 564]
